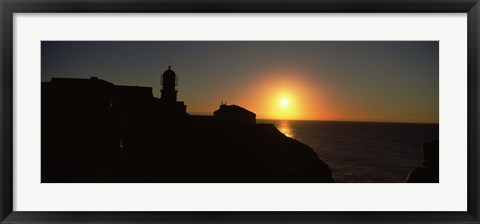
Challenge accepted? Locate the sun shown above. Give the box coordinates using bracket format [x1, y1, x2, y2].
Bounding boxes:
[280, 98, 289, 107]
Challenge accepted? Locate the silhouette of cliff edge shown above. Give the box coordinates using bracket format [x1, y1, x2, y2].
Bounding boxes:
[41, 77, 334, 183]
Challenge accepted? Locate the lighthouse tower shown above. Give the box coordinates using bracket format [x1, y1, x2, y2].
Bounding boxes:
[160, 66, 178, 103]
[158, 65, 187, 115]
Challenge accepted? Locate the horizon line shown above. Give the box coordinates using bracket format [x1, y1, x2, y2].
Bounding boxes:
[256, 118, 439, 125]
[188, 112, 439, 125]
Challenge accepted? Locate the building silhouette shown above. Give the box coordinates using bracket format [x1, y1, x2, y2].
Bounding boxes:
[41, 65, 334, 183]
[158, 66, 187, 115]
[160, 66, 177, 102]
[42, 66, 259, 125]
[42, 76, 154, 113]
[214, 103, 256, 125]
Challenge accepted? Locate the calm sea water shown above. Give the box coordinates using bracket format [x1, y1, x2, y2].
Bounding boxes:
[258, 120, 439, 183]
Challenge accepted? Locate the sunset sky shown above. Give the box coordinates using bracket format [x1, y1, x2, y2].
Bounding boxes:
[41, 41, 439, 123]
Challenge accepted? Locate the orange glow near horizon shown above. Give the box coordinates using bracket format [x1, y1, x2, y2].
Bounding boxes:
[238, 69, 332, 121]
[186, 68, 438, 124]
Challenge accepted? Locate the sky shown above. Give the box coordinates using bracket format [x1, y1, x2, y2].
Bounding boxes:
[41, 41, 439, 123]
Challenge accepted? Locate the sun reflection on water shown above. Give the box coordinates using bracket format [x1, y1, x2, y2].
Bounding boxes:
[276, 120, 295, 139]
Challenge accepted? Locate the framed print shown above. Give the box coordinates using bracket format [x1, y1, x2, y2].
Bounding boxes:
[1, 0, 479, 223]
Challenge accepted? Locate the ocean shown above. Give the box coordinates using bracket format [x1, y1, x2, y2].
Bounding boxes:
[257, 120, 439, 183]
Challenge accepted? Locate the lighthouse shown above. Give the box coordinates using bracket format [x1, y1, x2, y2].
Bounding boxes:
[158, 65, 187, 115]
[160, 66, 178, 103]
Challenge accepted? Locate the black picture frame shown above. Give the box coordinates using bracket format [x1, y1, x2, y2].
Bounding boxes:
[1, 0, 479, 223]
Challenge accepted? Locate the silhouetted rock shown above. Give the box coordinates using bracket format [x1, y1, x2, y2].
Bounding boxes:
[405, 140, 439, 183]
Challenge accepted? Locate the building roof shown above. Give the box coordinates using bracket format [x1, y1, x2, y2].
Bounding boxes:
[162, 66, 176, 77]
[46, 77, 153, 99]
[50, 77, 113, 86]
[214, 104, 255, 115]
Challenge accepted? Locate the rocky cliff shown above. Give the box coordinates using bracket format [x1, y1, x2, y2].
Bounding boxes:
[41, 78, 334, 183]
